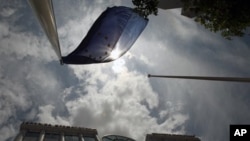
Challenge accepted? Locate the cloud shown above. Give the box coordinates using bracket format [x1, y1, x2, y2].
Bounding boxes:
[37, 105, 70, 126]
[1, 1, 250, 141]
[0, 8, 16, 17]
[64, 74, 187, 140]
[0, 124, 16, 141]
[0, 5, 75, 139]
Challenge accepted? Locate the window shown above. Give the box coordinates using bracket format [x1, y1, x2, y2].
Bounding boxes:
[83, 137, 96, 141]
[23, 132, 40, 141]
[44, 133, 60, 141]
[65, 135, 80, 141]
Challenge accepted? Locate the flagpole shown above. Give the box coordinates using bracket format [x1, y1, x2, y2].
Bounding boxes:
[148, 74, 250, 83]
[28, 0, 62, 62]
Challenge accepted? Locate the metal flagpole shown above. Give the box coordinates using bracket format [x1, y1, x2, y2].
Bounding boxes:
[28, 0, 62, 62]
[148, 74, 250, 83]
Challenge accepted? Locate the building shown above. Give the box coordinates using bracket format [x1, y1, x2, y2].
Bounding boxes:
[146, 133, 201, 141]
[14, 122, 99, 141]
[13, 122, 137, 141]
[158, 0, 183, 9]
[14, 122, 201, 141]
[157, 0, 197, 18]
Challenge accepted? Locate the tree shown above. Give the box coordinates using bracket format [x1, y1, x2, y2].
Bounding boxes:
[132, 0, 159, 19]
[182, 0, 250, 39]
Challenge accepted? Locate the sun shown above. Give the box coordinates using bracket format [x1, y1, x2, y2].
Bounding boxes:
[112, 58, 126, 73]
[109, 49, 121, 60]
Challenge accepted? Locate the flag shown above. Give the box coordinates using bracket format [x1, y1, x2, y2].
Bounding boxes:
[62, 6, 148, 64]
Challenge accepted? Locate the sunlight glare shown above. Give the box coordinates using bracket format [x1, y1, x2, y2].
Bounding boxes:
[112, 58, 126, 73]
[109, 49, 121, 60]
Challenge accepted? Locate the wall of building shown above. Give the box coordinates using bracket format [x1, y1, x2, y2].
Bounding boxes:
[157, 0, 183, 9]
[13, 122, 98, 141]
[146, 133, 201, 141]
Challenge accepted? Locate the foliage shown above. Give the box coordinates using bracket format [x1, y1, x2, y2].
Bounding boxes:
[132, 0, 159, 19]
[182, 0, 250, 39]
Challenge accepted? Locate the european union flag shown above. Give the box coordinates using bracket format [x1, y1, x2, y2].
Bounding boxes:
[62, 6, 148, 64]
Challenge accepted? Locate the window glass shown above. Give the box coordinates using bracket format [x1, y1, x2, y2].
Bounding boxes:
[83, 137, 96, 141]
[44, 133, 60, 141]
[65, 135, 79, 141]
[23, 132, 40, 141]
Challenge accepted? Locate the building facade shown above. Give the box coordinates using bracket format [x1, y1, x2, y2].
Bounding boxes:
[158, 0, 183, 9]
[14, 122, 99, 141]
[146, 133, 201, 141]
[14, 122, 201, 141]
[157, 0, 197, 18]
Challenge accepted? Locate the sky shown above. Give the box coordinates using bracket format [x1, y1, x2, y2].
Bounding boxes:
[0, 0, 250, 141]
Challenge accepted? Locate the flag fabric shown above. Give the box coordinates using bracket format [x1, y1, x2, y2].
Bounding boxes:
[28, 0, 62, 59]
[62, 6, 148, 64]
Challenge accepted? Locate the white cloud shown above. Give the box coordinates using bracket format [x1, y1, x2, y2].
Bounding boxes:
[0, 23, 58, 62]
[61, 64, 190, 140]
[0, 124, 16, 141]
[0, 8, 16, 17]
[1, 1, 250, 141]
[37, 105, 70, 125]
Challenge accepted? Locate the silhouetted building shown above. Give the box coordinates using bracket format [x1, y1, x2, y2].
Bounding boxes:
[14, 122, 98, 141]
[146, 133, 201, 141]
[13, 122, 201, 141]
[158, 0, 197, 18]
